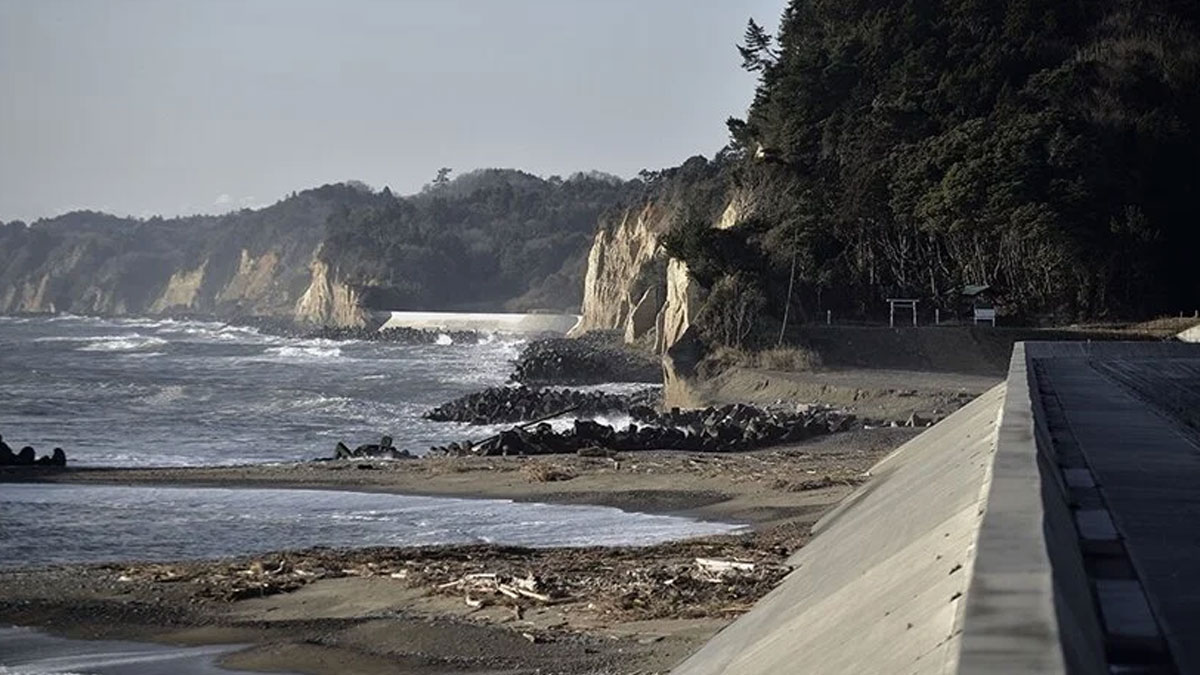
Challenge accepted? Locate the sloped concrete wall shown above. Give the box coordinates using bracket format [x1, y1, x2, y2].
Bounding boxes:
[672, 385, 1006, 675]
[672, 342, 1121, 675]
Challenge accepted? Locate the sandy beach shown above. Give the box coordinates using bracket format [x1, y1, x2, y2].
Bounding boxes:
[0, 427, 918, 674]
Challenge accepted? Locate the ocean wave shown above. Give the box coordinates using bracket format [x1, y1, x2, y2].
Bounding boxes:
[137, 384, 189, 407]
[435, 333, 453, 345]
[76, 334, 169, 352]
[175, 324, 267, 342]
[261, 344, 343, 360]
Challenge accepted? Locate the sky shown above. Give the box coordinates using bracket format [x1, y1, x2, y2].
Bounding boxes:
[0, 0, 784, 222]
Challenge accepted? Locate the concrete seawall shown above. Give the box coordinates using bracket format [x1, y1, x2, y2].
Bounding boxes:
[672, 341, 1200, 674]
[377, 311, 580, 334]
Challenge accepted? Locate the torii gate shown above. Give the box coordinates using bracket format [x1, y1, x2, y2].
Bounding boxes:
[887, 298, 918, 327]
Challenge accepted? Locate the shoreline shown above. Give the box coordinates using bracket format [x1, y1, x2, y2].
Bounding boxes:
[2, 426, 920, 530]
[0, 427, 919, 674]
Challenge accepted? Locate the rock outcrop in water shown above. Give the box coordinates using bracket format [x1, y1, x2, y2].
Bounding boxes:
[0, 435, 67, 467]
[425, 386, 660, 425]
[428, 403, 855, 457]
[511, 332, 661, 386]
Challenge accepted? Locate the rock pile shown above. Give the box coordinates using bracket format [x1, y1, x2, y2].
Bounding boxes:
[429, 404, 855, 457]
[332, 435, 415, 460]
[511, 333, 661, 385]
[304, 325, 481, 344]
[424, 386, 660, 425]
[0, 434, 67, 467]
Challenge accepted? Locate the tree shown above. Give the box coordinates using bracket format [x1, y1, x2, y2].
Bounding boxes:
[700, 274, 766, 349]
[737, 18, 776, 73]
[433, 167, 453, 188]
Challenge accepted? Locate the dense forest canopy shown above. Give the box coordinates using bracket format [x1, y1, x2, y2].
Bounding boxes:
[664, 0, 1200, 332]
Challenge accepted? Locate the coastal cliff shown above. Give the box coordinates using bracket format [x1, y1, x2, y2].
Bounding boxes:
[0, 171, 639, 326]
[0, 197, 355, 325]
[572, 181, 750, 356]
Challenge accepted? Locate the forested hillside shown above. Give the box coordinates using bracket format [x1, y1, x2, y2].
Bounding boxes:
[0, 170, 640, 320]
[662, 0, 1200, 333]
[321, 169, 640, 311]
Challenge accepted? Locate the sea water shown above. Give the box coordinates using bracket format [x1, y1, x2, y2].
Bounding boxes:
[0, 315, 728, 569]
[0, 483, 743, 567]
[0, 314, 538, 466]
[0, 626, 256, 675]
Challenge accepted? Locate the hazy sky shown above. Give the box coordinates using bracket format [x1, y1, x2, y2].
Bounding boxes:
[0, 0, 784, 222]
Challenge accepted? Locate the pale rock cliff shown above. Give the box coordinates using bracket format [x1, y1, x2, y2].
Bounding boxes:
[655, 258, 701, 354]
[294, 255, 368, 327]
[0, 232, 366, 326]
[149, 263, 207, 314]
[573, 193, 749, 356]
[572, 205, 664, 339]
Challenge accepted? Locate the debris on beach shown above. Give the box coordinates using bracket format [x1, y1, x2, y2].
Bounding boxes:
[103, 535, 796, 621]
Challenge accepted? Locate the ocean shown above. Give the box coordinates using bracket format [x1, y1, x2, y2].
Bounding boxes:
[0, 315, 735, 571]
[0, 314, 530, 466]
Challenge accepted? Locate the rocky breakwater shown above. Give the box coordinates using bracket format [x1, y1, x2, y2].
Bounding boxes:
[0, 434, 67, 467]
[428, 403, 856, 457]
[424, 386, 660, 425]
[511, 332, 661, 386]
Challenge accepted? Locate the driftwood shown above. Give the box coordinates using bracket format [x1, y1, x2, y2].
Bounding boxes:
[438, 571, 568, 606]
[695, 558, 758, 582]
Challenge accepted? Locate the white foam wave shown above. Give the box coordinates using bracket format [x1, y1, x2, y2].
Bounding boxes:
[262, 344, 343, 360]
[435, 333, 453, 345]
[175, 324, 268, 342]
[547, 412, 636, 432]
[138, 384, 188, 407]
[76, 334, 168, 352]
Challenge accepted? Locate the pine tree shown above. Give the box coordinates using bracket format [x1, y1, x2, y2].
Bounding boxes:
[737, 19, 776, 72]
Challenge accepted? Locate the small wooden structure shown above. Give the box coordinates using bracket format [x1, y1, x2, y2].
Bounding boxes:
[887, 298, 919, 327]
[973, 308, 996, 325]
[962, 285, 996, 326]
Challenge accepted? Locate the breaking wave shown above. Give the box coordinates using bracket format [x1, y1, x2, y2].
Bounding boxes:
[76, 335, 169, 352]
[261, 344, 343, 360]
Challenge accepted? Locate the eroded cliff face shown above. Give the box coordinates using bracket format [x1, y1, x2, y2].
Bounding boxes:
[572, 204, 663, 337]
[0, 226, 364, 326]
[293, 255, 368, 327]
[573, 192, 751, 355]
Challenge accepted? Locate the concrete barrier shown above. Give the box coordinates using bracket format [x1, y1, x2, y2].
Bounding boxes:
[671, 341, 1125, 675]
[673, 385, 1006, 675]
[377, 311, 580, 334]
[958, 343, 1105, 674]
